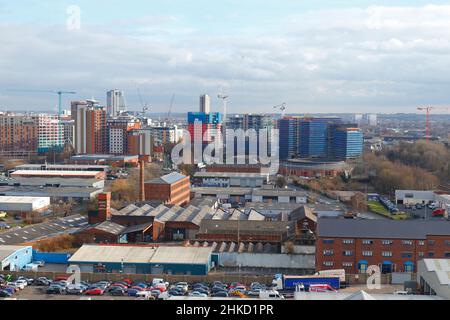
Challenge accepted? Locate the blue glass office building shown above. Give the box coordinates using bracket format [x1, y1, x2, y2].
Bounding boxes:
[278, 117, 301, 160]
[331, 127, 364, 160]
[299, 117, 340, 158]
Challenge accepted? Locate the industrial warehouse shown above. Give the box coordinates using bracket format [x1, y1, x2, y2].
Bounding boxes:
[68, 245, 215, 275]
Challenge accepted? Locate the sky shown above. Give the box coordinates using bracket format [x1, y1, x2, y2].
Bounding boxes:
[1, 1, 450, 114]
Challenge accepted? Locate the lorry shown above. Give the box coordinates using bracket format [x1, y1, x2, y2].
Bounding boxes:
[272, 274, 340, 291]
[314, 269, 346, 287]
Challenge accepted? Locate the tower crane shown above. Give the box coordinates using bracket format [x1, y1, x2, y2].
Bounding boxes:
[417, 106, 449, 143]
[166, 93, 175, 121]
[135, 87, 149, 118]
[4, 89, 76, 150]
[273, 102, 287, 118]
[218, 92, 229, 135]
[4, 89, 76, 119]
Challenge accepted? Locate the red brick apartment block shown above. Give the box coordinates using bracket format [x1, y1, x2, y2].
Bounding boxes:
[316, 218, 450, 274]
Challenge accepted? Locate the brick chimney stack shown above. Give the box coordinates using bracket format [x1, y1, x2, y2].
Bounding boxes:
[139, 160, 146, 202]
[88, 192, 111, 225]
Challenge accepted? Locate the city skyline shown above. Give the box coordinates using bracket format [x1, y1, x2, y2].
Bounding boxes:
[2, 1, 450, 113]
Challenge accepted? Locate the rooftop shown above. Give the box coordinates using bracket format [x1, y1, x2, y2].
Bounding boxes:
[68, 245, 212, 265]
[0, 215, 88, 245]
[69, 244, 156, 264]
[194, 172, 268, 178]
[0, 196, 50, 204]
[0, 245, 30, 261]
[11, 170, 102, 177]
[150, 246, 212, 265]
[317, 219, 450, 239]
[147, 172, 187, 185]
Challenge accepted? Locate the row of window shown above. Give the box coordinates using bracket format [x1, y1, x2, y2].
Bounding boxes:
[324, 239, 449, 246]
[323, 250, 450, 258]
[322, 261, 414, 272]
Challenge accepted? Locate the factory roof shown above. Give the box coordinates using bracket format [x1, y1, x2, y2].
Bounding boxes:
[0, 196, 50, 204]
[0, 186, 103, 198]
[317, 219, 450, 239]
[289, 206, 317, 223]
[0, 215, 88, 245]
[147, 172, 187, 185]
[90, 221, 126, 235]
[0, 177, 102, 187]
[68, 245, 212, 265]
[122, 223, 153, 234]
[199, 219, 295, 235]
[0, 245, 30, 261]
[421, 259, 450, 287]
[244, 202, 304, 211]
[69, 244, 157, 264]
[14, 164, 109, 171]
[252, 188, 308, 197]
[194, 172, 268, 178]
[11, 170, 102, 177]
[149, 246, 212, 265]
[192, 187, 252, 195]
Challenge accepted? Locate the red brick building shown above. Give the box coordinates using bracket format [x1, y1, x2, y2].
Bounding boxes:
[316, 219, 450, 274]
[144, 172, 190, 206]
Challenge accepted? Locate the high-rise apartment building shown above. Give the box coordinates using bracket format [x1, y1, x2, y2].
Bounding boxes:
[0, 113, 39, 156]
[107, 115, 141, 155]
[106, 89, 126, 117]
[37, 114, 64, 153]
[128, 128, 152, 157]
[199, 94, 211, 114]
[75, 104, 107, 154]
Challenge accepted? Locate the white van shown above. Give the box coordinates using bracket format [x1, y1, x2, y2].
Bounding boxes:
[259, 290, 285, 300]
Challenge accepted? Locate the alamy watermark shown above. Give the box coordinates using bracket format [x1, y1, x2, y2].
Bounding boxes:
[66, 5, 81, 31]
[171, 122, 280, 175]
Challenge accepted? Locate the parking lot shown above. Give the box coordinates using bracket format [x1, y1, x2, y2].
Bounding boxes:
[398, 204, 444, 220]
[1, 274, 280, 300]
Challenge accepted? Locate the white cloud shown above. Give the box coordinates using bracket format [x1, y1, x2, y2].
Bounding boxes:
[2, 5, 450, 113]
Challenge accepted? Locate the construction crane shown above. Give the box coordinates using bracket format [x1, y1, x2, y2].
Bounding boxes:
[273, 102, 287, 118]
[135, 86, 150, 118]
[4, 89, 76, 119]
[218, 92, 229, 136]
[417, 106, 449, 143]
[166, 93, 175, 121]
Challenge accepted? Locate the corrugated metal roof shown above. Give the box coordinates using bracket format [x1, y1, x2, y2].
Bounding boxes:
[150, 246, 212, 265]
[69, 245, 157, 264]
[317, 219, 450, 239]
[0, 245, 30, 261]
[69, 245, 212, 265]
[93, 221, 126, 235]
[147, 172, 187, 185]
[0, 215, 88, 245]
[0, 196, 50, 204]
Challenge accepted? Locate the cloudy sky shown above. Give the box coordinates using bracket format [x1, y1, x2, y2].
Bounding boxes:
[1, 0, 450, 114]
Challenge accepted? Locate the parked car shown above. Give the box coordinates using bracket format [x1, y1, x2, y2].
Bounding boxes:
[167, 289, 184, 296]
[135, 291, 151, 299]
[66, 284, 86, 295]
[8, 281, 25, 290]
[127, 288, 141, 297]
[110, 288, 127, 296]
[0, 289, 12, 297]
[35, 277, 52, 286]
[33, 260, 45, 267]
[150, 290, 162, 298]
[14, 279, 28, 288]
[46, 285, 66, 294]
[432, 208, 446, 217]
[189, 291, 208, 297]
[85, 288, 104, 296]
[211, 291, 229, 297]
[17, 276, 34, 285]
[174, 282, 189, 292]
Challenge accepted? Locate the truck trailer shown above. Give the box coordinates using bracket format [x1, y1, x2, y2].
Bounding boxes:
[272, 274, 340, 291]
